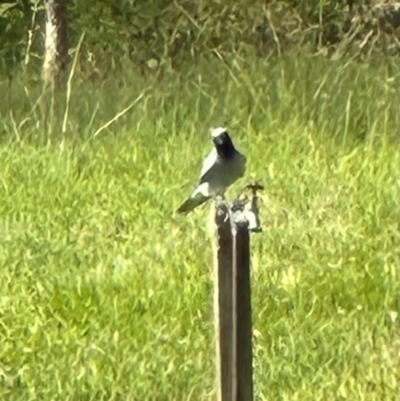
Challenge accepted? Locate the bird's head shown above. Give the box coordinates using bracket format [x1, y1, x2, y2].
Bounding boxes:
[210, 127, 236, 159]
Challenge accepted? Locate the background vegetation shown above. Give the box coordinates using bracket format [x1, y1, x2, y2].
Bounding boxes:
[0, 0, 399, 400]
[1, 0, 399, 78]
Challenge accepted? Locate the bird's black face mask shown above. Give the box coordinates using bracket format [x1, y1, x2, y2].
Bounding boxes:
[213, 132, 236, 159]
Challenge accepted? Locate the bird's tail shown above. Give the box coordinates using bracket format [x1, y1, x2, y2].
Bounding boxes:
[176, 194, 210, 214]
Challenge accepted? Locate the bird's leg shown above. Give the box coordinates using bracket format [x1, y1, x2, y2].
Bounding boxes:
[216, 193, 228, 206]
[214, 193, 233, 223]
[213, 194, 229, 223]
[214, 194, 224, 207]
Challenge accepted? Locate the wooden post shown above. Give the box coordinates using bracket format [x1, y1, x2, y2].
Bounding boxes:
[232, 217, 253, 401]
[213, 202, 234, 401]
[213, 200, 255, 401]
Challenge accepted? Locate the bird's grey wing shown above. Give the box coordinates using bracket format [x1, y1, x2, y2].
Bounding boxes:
[198, 148, 221, 185]
[176, 150, 217, 214]
[177, 148, 246, 215]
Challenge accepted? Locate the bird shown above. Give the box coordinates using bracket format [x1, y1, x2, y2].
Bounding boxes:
[177, 127, 246, 215]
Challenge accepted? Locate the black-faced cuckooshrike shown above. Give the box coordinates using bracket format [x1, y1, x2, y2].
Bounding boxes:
[177, 127, 246, 214]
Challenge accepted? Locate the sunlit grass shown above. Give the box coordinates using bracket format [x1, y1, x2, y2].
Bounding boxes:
[0, 55, 399, 400]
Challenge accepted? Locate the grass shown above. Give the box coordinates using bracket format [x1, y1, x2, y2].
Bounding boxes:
[0, 54, 399, 400]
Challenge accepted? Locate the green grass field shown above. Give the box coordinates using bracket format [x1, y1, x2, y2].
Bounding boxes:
[0, 55, 399, 400]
